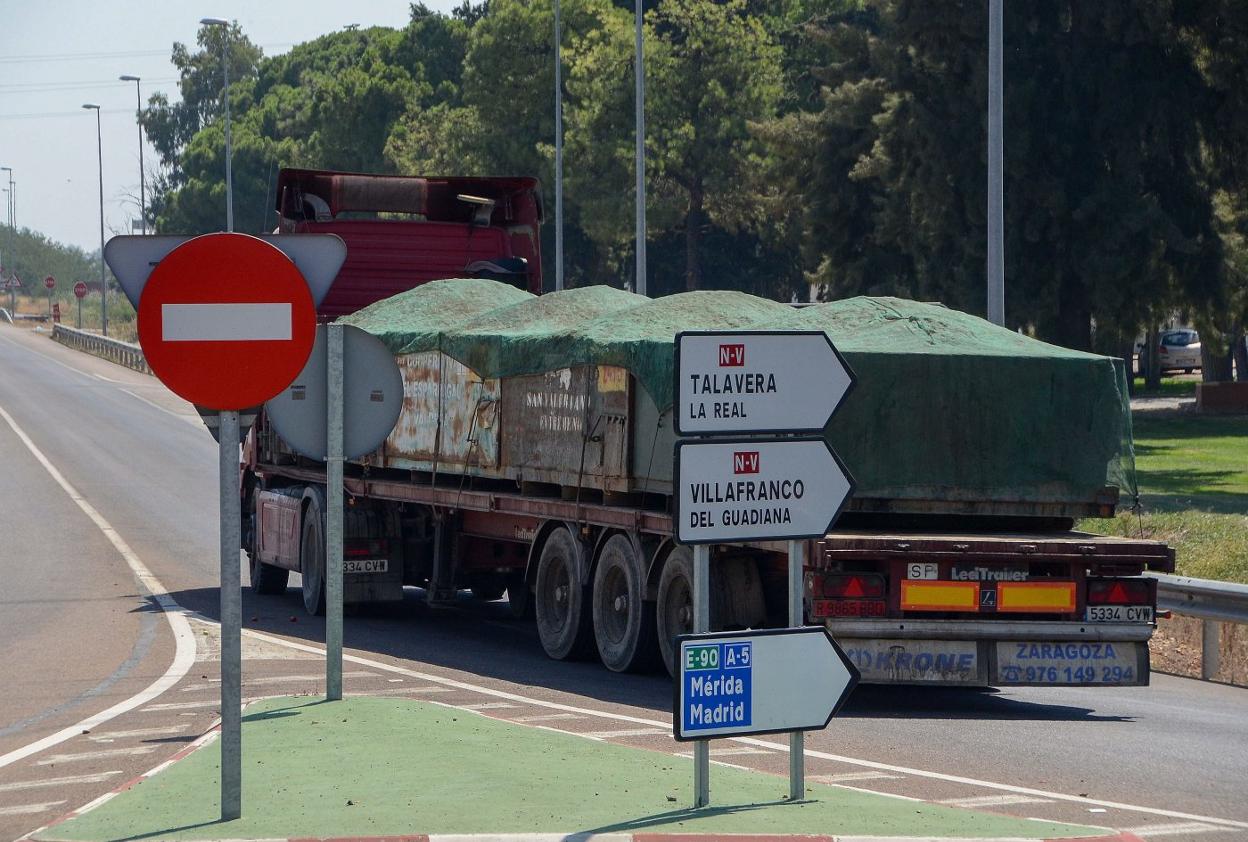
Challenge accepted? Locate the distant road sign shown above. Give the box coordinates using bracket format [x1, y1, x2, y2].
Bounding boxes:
[105, 234, 346, 311]
[674, 437, 854, 544]
[264, 324, 403, 460]
[73, 281, 88, 299]
[675, 627, 859, 741]
[136, 233, 317, 410]
[44, 275, 55, 290]
[675, 331, 855, 435]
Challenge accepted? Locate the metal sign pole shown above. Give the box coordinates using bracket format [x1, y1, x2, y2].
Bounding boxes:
[326, 323, 344, 701]
[217, 410, 242, 821]
[788, 539, 805, 801]
[77, 297, 82, 329]
[692, 543, 710, 808]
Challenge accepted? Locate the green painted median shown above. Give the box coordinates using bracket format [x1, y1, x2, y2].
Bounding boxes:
[46, 696, 1104, 840]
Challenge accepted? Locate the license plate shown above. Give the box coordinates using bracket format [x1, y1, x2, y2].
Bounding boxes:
[343, 558, 388, 574]
[1085, 605, 1153, 623]
[996, 641, 1142, 685]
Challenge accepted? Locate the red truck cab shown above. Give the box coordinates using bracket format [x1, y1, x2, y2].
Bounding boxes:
[275, 168, 543, 318]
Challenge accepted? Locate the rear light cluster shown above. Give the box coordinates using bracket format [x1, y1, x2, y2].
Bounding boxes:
[344, 539, 389, 558]
[816, 574, 886, 599]
[1087, 578, 1150, 605]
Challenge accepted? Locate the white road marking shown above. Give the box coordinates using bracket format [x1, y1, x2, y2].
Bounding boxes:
[0, 332, 94, 381]
[939, 794, 1054, 808]
[179, 671, 376, 692]
[810, 772, 901, 783]
[162, 302, 291, 341]
[0, 404, 197, 771]
[459, 702, 519, 711]
[1135, 823, 1230, 838]
[514, 714, 587, 723]
[346, 687, 453, 697]
[831, 783, 926, 803]
[92, 372, 121, 383]
[0, 772, 123, 793]
[88, 725, 190, 742]
[0, 801, 66, 817]
[141, 700, 222, 712]
[119, 389, 201, 427]
[35, 746, 155, 765]
[707, 747, 774, 756]
[582, 728, 669, 739]
[227, 623, 1248, 833]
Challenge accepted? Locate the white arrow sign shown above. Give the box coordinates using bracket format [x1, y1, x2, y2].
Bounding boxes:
[675, 331, 855, 435]
[675, 627, 859, 741]
[675, 437, 854, 544]
[103, 234, 347, 311]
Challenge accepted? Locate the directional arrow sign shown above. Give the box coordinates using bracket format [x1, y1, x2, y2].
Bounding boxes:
[675, 330, 855, 435]
[674, 437, 854, 544]
[674, 627, 859, 741]
[104, 233, 347, 311]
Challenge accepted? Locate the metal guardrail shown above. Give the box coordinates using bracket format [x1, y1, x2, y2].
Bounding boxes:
[1149, 572, 1248, 680]
[51, 323, 151, 375]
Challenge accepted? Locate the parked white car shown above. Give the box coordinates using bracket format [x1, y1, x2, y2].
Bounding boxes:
[1158, 328, 1202, 373]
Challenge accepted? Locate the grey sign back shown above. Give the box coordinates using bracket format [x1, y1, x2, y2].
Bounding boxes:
[264, 324, 403, 460]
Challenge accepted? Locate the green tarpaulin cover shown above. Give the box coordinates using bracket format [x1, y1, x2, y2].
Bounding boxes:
[343, 280, 1135, 511]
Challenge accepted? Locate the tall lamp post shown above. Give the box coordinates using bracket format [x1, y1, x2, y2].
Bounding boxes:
[82, 104, 107, 337]
[200, 17, 234, 232]
[553, 0, 564, 292]
[120, 75, 147, 234]
[1, 166, 12, 295]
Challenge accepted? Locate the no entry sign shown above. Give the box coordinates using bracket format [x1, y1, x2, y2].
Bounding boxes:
[137, 233, 317, 410]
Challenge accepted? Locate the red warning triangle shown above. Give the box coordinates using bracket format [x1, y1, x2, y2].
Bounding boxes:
[844, 577, 866, 598]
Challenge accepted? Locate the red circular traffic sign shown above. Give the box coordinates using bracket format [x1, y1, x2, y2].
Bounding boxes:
[137, 233, 316, 410]
[73, 281, 88, 299]
[44, 275, 56, 290]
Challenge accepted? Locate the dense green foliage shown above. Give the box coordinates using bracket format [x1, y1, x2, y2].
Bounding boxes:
[128, 0, 1247, 366]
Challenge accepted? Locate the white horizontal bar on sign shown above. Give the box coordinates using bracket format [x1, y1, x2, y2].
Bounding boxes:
[161, 303, 292, 342]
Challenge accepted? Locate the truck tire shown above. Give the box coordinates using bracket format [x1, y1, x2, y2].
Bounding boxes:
[656, 546, 695, 677]
[535, 527, 595, 660]
[300, 504, 327, 616]
[592, 534, 658, 673]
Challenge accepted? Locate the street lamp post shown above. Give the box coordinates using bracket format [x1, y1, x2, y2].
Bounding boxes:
[553, 0, 564, 292]
[634, 0, 646, 296]
[120, 75, 147, 235]
[82, 105, 107, 337]
[1, 166, 12, 301]
[201, 18, 234, 232]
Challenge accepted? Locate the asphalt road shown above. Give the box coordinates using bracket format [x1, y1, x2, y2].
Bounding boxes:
[1, 323, 1245, 842]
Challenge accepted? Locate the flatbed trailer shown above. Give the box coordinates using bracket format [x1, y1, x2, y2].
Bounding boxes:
[244, 436, 1174, 685]
[240, 166, 1175, 688]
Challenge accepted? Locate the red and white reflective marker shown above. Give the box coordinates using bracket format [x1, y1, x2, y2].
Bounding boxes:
[137, 233, 317, 410]
[73, 281, 88, 299]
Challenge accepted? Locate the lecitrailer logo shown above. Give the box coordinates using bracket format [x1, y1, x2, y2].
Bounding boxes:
[733, 451, 760, 474]
[719, 343, 745, 367]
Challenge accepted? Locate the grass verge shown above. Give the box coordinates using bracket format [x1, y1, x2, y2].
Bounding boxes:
[1079, 413, 1247, 583]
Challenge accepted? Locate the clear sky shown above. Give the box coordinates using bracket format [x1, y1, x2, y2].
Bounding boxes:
[0, 0, 459, 258]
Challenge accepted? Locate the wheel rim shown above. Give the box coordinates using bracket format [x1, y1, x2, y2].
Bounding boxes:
[540, 555, 572, 634]
[661, 571, 692, 643]
[597, 562, 631, 647]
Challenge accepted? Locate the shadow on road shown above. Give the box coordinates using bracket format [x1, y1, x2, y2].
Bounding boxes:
[166, 585, 1131, 724]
